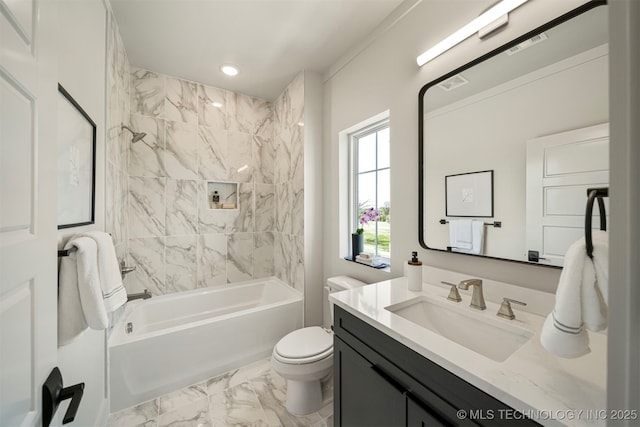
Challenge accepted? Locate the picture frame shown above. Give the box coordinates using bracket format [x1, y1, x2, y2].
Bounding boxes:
[445, 170, 493, 217]
[57, 84, 96, 229]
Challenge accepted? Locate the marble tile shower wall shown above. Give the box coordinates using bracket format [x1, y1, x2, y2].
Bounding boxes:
[126, 67, 299, 295]
[273, 73, 305, 293]
[105, 11, 130, 262]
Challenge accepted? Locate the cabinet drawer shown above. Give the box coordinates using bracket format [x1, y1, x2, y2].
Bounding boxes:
[334, 306, 540, 427]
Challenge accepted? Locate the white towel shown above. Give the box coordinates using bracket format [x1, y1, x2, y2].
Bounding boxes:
[449, 220, 484, 255]
[79, 231, 127, 312]
[58, 237, 105, 346]
[540, 231, 608, 358]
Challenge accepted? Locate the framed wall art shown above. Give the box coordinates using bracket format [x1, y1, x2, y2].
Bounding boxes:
[57, 84, 96, 229]
[445, 170, 494, 217]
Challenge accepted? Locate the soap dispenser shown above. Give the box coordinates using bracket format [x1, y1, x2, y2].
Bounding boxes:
[407, 251, 423, 291]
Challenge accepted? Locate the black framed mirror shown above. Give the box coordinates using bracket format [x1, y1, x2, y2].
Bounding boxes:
[419, 1, 608, 267]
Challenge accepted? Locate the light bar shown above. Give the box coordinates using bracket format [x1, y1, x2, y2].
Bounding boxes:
[416, 0, 529, 66]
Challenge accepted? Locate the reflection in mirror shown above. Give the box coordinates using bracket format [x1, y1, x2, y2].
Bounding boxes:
[419, 2, 608, 267]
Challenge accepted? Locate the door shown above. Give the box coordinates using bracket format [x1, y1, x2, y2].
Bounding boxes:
[525, 123, 609, 266]
[1, 1, 59, 425]
[335, 337, 407, 426]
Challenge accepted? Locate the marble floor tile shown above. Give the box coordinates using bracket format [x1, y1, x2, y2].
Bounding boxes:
[110, 358, 333, 427]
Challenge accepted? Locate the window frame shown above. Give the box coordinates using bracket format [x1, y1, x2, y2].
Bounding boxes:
[349, 119, 390, 261]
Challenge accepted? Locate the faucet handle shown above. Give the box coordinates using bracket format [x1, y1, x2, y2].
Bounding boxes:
[119, 260, 137, 279]
[497, 298, 527, 320]
[441, 281, 462, 302]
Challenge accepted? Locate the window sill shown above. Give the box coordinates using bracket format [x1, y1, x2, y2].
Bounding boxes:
[343, 257, 391, 272]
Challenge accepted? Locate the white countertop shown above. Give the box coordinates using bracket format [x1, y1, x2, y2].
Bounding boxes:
[330, 277, 607, 427]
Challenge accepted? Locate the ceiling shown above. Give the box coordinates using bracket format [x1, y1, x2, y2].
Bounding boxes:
[110, 0, 406, 101]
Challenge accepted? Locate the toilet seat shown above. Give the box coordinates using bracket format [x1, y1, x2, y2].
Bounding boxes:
[273, 326, 333, 364]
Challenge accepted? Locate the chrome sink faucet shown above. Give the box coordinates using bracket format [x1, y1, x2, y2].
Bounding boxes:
[458, 279, 486, 310]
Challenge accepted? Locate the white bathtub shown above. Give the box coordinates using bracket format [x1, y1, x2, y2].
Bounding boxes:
[109, 277, 303, 412]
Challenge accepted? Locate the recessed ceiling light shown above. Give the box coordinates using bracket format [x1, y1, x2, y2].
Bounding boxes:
[211, 101, 223, 108]
[220, 64, 239, 76]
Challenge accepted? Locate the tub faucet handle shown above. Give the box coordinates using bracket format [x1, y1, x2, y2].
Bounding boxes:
[119, 260, 137, 279]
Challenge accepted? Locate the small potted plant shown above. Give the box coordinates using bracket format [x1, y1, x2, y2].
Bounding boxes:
[352, 207, 380, 261]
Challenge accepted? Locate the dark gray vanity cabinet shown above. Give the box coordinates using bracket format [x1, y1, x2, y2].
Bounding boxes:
[333, 306, 540, 427]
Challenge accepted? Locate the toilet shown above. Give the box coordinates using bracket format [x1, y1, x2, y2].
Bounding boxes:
[271, 275, 367, 415]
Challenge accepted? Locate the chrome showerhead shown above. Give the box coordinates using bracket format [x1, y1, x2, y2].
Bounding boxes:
[121, 125, 147, 143]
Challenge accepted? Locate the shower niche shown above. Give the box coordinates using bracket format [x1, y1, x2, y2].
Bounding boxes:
[207, 181, 238, 210]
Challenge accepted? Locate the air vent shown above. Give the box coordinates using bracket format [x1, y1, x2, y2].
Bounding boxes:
[437, 74, 469, 91]
[506, 32, 548, 55]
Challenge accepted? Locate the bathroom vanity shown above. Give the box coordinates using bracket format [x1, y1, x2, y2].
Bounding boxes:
[330, 278, 606, 427]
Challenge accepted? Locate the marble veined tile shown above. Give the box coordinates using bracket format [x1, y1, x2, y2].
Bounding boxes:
[228, 183, 253, 233]
[230, 92, 253, 134]
[252, 372, 323, 427]
[165, 179, 197, 236]
[108, 399, 159, 427]
[128, 237, 165, 295]
[275, 182, 291, 235]
[129, 115, 165, 177]
[158, 397, 211, 427]
[228, 131, 253, 183]
[274, 233, 291, 285]
[165, 77, 198, 125]
[198, 84, 233, 129]
[291, 180, 304, 238]
[253, 232, 274, 279]
[290, 124, 304, 183]
[253, 135, 275, 185]
[209, 382, 269, 427]
[159, 383, 207, 415]
[165, 235, 197, 294]
[197, 233, 227, 288]
[288, 72, 305, 128]
[165, 121, 198, 180]
[274, 129, 291, 185]
[131, 68, 164, 117]
[204, 369, 242, 397]
[198, 125, 228, 181]
[292, 235, 305, 293]
[129, 177, 165, 237]
[227, 233, 253, 283]
[255, 183, 275, 233]
[253, 98, 273, 138]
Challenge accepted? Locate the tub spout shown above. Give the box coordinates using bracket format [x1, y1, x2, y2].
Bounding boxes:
[127, 289, 152, 301]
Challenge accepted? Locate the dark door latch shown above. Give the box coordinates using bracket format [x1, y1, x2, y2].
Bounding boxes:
[42, 367, 84, 426]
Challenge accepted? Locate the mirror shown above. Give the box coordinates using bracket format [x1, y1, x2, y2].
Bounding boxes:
[419, 1, 608, 267]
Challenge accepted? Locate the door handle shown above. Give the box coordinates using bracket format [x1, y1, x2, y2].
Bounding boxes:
[42, 367, 85, 426]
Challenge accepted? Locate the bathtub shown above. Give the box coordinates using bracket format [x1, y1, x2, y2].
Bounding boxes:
[109, 277, 303, 412]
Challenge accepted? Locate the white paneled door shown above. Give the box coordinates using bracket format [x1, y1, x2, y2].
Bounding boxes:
[525, 123, 609, 267]
[1, 0, 59, 425]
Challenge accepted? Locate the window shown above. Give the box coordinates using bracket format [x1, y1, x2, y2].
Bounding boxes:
[351, 120, 390, 260]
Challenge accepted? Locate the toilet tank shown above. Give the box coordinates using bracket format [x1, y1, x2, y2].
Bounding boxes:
[323, 276, 367, 328]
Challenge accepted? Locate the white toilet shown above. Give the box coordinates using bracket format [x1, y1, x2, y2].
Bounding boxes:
[271, 275, 367, 415]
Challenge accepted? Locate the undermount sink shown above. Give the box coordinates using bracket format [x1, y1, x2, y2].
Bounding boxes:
[385, 296, 533, 362]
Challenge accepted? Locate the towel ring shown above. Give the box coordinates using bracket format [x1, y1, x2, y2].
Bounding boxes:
[585, 187, 608, 259]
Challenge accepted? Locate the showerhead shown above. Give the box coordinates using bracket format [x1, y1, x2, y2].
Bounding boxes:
[121, 125, 147, 143]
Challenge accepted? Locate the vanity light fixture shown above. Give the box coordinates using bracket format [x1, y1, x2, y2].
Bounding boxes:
[416, 0, 529, 66]
[220, 64, 239, 76]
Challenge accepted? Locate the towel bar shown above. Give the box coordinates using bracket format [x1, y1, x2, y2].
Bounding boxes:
[439, 219, 501, 228]
[585, 187, 608, 259]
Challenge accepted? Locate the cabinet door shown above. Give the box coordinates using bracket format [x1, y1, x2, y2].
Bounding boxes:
[407, 394, 454, 427]
[335, 337, 406, 426]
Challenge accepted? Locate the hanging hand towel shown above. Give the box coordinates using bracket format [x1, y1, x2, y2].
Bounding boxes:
[448, 220, 473, 250]
[540, 231, 608, 358]
[449, 220, 484, 255]
[58, 237, 107, 346]
[80, 231, 127, 313]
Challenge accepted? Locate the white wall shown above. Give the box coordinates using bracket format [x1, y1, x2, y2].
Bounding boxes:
[56, 1, 109, 425]
[323, 0, 590, 293]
